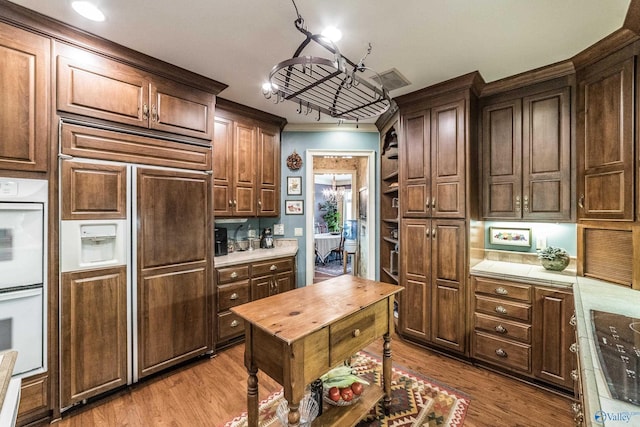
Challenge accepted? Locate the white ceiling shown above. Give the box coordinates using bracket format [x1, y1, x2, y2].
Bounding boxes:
[7, 0, 632, 126]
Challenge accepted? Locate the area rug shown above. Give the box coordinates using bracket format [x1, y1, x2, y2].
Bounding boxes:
[221, 351, 470, 427]
[315, 259, 351, 276]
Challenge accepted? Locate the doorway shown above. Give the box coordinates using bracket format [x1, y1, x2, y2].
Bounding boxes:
[304, 149, 376, 285]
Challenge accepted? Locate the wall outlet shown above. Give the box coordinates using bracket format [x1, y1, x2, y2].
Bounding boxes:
[294, 227, 303, 236]
[273, 224, 284, 235]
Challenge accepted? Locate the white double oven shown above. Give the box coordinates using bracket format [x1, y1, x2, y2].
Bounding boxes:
[0, 178, 47, 377]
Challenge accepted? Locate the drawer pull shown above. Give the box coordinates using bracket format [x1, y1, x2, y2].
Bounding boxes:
[570, 369, 579, 381]
[495, 305, 507, 314]
[270, 265, 278, 271]
[569, 314, 576, 327]
[569, 343, 578, 353]
[230, 320, 239, 328]
[571, 402, 582, 414]
[495, 287, 508, 295]
[352, 328, 361, 338]
[495, 348, 507, 358]
[494, 325, 507, 334]
[230, 272, 238, 279]
[230, 292, 239, 300]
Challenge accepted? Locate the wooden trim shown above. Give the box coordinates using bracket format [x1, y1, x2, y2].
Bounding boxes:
[215, 98, 287, 129]
[481, 61, 575, 98]
[623, 0, 640, 34]
[633, 225, 640, 290]
[394, 71, 485, 107]
[571, 28, 639, 71]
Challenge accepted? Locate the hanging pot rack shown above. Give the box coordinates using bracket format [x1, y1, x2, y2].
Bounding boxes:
[263, 4, 392, 122]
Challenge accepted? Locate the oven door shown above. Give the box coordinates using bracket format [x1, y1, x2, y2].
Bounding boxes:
[0, 287, 44, 376]
[0, 203, 44, 289]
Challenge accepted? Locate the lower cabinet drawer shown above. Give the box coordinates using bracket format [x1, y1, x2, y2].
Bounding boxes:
[473, 330, 531, 373]
[217, 280, 250, 311]
[329, 301, 384, 365]
[252, 258, 293, 276]
[474, 312, 531, 343]
[475, 295, 531, 322]
[218, 311, 245, 341]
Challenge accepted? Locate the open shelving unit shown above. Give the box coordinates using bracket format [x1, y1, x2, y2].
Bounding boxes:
[379, 121, 400, 287]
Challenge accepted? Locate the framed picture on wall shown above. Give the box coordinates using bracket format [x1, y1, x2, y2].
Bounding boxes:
[358, 187, 368, 219]
[285, 200, 304, 215]
[287, 176, 302, 195]
[489, 227, 531, 247]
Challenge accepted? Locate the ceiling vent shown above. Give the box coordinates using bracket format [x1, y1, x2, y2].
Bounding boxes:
[373, 68, 411, 91]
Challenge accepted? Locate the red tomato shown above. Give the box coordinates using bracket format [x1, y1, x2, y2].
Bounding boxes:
[328, 386, 340, 402]
[351, 382, 363, 396]
[340, 387, 354, 402]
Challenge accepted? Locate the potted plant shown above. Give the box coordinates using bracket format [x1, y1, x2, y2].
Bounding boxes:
[321, 200, 340, 233]
[538, 246, 570, 271]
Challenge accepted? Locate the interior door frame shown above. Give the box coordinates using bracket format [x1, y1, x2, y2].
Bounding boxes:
[305, 149, 376, 284]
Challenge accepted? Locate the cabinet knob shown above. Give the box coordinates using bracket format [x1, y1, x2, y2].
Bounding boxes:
[569, 314, 577, 327]
[142, 103, 149, 119]
[570, 343, 578, 353]
[432, 198, 436, 209]
[270, 264, 277, 271]
[229, 200, 234, 207]
[570, 369, 579, 381]
[495, 305, 507, 314]
[495, 348, 507, 358]
[352, 328, 361, 337]
[494, 325, 507, 334]
[230, 292, 239, 300]
[151, 104, 158, 122]
[258, 199, 262, 207]
[578, 194, 585, 209]
[515, 195, 521, 213]
[230, 272, 238, 279]
[495, 287, 508, 295]
[425, 228, 430, 238]
[523, 195, 529, 213]
[230, 320, 239, 328]
[425, 197, 430, 208]
[571, 402, 582, 415]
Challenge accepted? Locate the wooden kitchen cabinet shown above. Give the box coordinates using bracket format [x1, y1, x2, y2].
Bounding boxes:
[471, 276, 574, 392]
[251, 258, 294, 299]
[213, 100, 285, 217]
[400, 99, 466, 219]
[56, 42, 215, 141]
[0, 22, 49, 172]
[399, 218, 466, 353]
[482, 83, 571, 220]
[577, 55, 635, 221]
[60, 266, 128, 408]
[136, 167, 211, 379]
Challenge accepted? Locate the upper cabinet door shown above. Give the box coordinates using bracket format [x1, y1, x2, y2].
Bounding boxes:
[400, 110, 431, 217]
[522, 87, 571, 220]
[0, 23, 49, 172]
[431, 100, 465, 218]
[256, 126, 280, 217]
[149, 78, 214, 140]
[577, 57, 635, 221]
[482, 99, 522, 219]
[57, 43, 149, 128]
[213, 116, 234, 217]
[232, 121, 257, 217]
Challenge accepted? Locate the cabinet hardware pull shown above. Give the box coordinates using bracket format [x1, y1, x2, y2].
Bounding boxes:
[523, 195, 529, 213]
[569, 343, 578, 353]
[495, 287, 508, 295]
[425, 197, 430, 208]
[432, 198, 436, 209]
[229, 200, 234, 207]
[270, 265, 277, 271]
[515, 195, 521, 213]
[234, 200, 238, 207]
[495, 305, 507, 314]
[495, 348, 507, 358]
[258, 199, 262, 207]
[570, 370, 579, 381]
[571, 403, 582, 414]
[578, 194, 584, 209]
[230, 320, 239, 328]
[432, 228, 436, 239]
[230, 272, 238, 279]
[495, 325, 507, 334]
[425, 228, 430, 238]
[151, 104, 158, 122]
[230, 292, 239, 300]
[352, 329, 361, 337]
[142, 104, 149, 119]
[569, 314, 576, 327]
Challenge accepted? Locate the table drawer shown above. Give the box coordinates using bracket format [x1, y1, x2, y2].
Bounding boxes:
[217, 265, 249, 284]
[252, 258, 293, 276]
[474, 312, 531, 343]
[475, 295, 531, 323]
[217, 280, 250, 311]
[473, 331, 531, 373]
[329, 301, 383, 365]
[217, 311, 245, 341]
[474, 277, 531, 302]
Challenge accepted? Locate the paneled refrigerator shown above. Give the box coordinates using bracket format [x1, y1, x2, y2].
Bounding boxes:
[59, 156, 211, 410]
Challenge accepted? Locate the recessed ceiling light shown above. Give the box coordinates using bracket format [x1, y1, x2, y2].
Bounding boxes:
[71, 1, 105, 22]
[321, 26, 342, 43]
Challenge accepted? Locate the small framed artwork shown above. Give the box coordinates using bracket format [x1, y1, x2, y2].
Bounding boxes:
[285, 200, 304, 215]
[489, 227, 532, 247]
[287, 176, 302, 195]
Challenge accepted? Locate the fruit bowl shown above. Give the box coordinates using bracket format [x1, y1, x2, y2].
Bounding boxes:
[320, 365, 368, 406]
[323, 386, 362, 406]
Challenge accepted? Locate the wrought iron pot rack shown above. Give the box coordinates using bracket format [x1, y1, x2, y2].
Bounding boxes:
[263, 6, 391, 122]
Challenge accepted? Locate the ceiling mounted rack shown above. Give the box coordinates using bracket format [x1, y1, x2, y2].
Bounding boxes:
[263, 2, 392, 122]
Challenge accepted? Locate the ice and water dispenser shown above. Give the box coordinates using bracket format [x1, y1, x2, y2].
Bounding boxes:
[60, 220, 127, 273]
[80, 224, 118, 264]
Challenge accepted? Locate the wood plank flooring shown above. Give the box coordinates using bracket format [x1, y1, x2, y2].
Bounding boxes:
[52, 333, 574, 427]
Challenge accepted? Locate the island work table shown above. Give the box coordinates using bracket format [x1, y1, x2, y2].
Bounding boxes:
[231, 275, 403, 427]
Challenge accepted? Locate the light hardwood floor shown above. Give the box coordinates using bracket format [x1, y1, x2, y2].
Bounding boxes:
[52, 333, 574, 427]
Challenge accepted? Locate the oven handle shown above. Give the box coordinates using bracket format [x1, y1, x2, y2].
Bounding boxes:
[0, 287, 42, 301]
[0, 203, 44, 211]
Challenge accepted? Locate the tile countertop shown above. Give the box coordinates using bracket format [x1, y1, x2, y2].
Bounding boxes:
[471, 260, 640, 426]
[213, 238, 298, 268]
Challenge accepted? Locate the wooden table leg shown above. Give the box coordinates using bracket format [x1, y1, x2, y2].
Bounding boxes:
[247, 366, 259, 427]
[287, 401, 301, 427]
[382, 332, 392, 415]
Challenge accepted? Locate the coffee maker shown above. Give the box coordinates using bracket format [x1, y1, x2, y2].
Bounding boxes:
[214, 227, 228, 256]
[260, 227, 274, 249]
